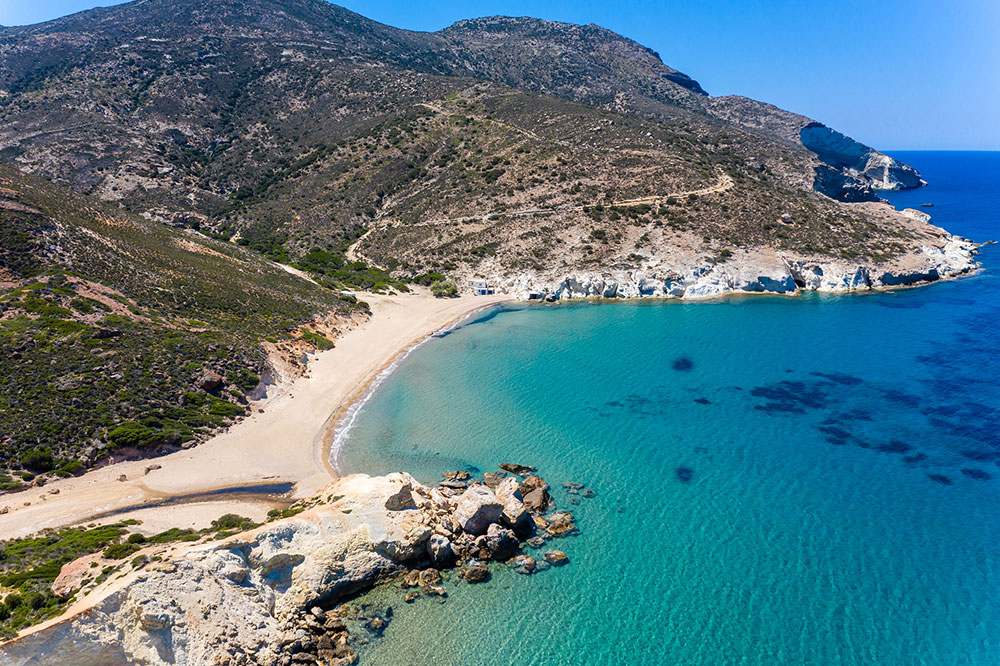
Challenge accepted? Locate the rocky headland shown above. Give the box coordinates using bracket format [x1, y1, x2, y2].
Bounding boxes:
[0, 466, 583, 665]
[503, 230, 980, 302]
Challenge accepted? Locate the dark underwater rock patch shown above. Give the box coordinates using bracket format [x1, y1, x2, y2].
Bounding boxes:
[926, 473, 953, 486]
[818, 425, 852, 445]
[903, 453, 929, 464]
[675, 467, 694, 483]
[751, 380, 828, 415]
[922, 404, 960, 417]
[874, 297, 925, 309]
[672, 357, 694, 372]
[809, 372, 864, 386]
[840, 408, 873, 422]
[754, 402, 807, 415]
[882, 389, 922, 408]
[602, 394, 666, 418]
[961, 468, 992, 481]
[960, 449, 997, 462]
[875, 440, 913, 454]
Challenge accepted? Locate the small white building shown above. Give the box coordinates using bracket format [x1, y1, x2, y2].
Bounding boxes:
[469, 279, 494, 296]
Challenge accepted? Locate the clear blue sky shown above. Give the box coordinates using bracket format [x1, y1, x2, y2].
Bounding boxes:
[2, 0, 998, 150]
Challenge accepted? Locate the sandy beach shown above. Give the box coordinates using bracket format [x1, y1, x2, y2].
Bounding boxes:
[0, 289, 511, 540]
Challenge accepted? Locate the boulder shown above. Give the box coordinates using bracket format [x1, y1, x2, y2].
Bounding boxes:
[543, 550, 569, 567]
[453, 485, 503, 536]
[510, 554, 536, 575]
[418, 569, 441, 590]
[499, 463, 536, 476]
[518, 475, 549, 496]
[485, 524, 519, 561]
[522, 487, 550, 514]
[426, 534, 454, 568]
[481, 472, 504, 488]
[460, 564, 490, 584]
[195, 369, 224, 391]
[401, 570, 422, 588]
[495, 477, 532, 535]
[384, 483, 417, 511]
[546, 512, 578, 537]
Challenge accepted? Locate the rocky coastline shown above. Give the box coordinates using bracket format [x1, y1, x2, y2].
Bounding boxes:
[0, 466, 586, 665]
[501, 230, 981, 302]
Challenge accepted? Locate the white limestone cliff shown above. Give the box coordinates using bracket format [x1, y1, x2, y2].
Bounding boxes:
[502, 234, 980, 301]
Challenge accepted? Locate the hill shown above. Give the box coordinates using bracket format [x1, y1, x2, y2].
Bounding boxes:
[0, 164, 362, 484]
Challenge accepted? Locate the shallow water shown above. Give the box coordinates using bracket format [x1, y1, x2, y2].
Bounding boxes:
[339, 151, 1000, 665]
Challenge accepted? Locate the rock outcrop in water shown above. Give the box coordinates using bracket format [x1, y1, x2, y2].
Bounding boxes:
[0, 469, 572, 665]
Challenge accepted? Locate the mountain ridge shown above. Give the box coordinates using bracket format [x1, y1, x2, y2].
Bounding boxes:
[0, 0, 917, 199]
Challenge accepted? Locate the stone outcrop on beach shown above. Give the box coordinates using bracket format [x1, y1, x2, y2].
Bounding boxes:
[0, 468, 576, 665]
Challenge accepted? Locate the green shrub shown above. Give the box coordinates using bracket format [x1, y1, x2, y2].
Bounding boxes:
[227, 368, 260, 392]
[54, 460, 84, 478]
[430, 280, 458, 298]
[107, 422, 158, 448]
[147, 528, 200, 544]
[208, 398, 244, 418]
[209, 514, 256, 532]
[20, 449, 55, 473]
[102, 542, 141, 560]
[299, 330, 334, 350]
[0, 474, 22, 492]
[410, 272, 445, 286]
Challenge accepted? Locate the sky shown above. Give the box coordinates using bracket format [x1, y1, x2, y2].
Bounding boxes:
[2, 0, 998, 150]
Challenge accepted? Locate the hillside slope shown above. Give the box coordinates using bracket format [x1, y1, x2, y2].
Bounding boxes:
[0, 0, 917, 229]
[0, 165, 361, 482]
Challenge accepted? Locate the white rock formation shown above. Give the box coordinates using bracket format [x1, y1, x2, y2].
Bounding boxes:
[501, 233, 979, 302]
[0, 473, 445, 666]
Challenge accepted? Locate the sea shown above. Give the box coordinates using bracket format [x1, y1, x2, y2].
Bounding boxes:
[337, 151, 1000, 665]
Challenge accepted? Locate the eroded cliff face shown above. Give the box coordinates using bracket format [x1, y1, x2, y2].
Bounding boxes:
[800, 123, 925, 193]
[493, 229, 979, 302]
[705, 96, 925, 200]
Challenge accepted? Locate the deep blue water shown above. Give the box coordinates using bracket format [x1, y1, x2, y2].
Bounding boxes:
[339, 152, 999, 665]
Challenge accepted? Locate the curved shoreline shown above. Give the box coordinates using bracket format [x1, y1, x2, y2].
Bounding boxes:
[0, 259, 988, 542]
[322, 300, 508, 475]
[0, 291, 512, 540]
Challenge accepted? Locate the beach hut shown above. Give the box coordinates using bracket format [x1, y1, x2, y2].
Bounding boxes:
[469, 279, 494, 295]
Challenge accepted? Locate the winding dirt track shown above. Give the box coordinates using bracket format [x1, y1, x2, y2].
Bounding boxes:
[347, 170, 733, 264]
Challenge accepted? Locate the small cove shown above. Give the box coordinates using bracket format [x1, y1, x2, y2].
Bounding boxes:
[338, 151, 1000, 665]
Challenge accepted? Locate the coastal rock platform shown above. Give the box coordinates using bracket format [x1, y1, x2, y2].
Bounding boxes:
[507, 232, 981, 302]
[0, 469, 572, 665]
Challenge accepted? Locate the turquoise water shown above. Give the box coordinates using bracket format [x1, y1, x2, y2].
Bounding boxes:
[339, 152, 1000, 665]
